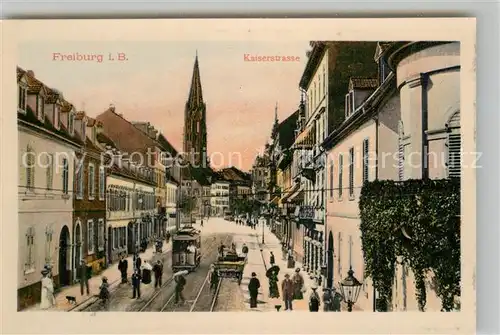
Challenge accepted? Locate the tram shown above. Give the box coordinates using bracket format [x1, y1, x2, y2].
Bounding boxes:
[171, 226, 202, 273]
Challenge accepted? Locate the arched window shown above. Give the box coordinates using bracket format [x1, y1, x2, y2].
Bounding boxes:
[398, 121, 405, 181]
[446, 111, 461, 178]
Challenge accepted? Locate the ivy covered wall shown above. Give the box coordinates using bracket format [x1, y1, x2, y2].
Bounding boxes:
[359, 178, 461, 311]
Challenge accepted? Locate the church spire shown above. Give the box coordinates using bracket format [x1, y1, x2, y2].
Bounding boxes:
[271, 101, 279, 139]
[187, 53, 203, 109]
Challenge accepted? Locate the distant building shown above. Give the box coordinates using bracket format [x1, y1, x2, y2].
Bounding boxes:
[210, 177, 230, 217]
[218, 166, 252, 215]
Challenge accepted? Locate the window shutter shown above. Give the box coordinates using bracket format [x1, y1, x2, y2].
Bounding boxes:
[338, 232, 343, 276]
[398, 122, 405, 181]
[338, 155, 343, 198]
[447, 111, 461, 179]
[349, 148, 354, 197]
[329, 162, 334, 198]
[363, 139, 369, 183]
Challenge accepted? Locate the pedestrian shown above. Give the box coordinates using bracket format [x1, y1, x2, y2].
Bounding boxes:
[134, 253, 142, 272]
[248, 272, 260, 308]
[269, 251, 275, 267]
[309, 284, 321, 312]
[231, 243, 236, 253]
[331, 288, 343, 312]
[131, 269, 142, 299]
[241, 243, 249, 259]
[209, 264, 219, 291]
[152, 260, 163, 288]
[40, 269, 55, 309]
[174, 272, 187, 304]
[118, 254, 128, 284]
[166, 231, 171, 244]
[268, 269, 280, 298]
[322, 287, 333, 311]
[281, 273, 294, 311]
[79, 259, 90, 296]
[99, 276, 110, 307]
[218, 242, 225, 258]
[292, 268, 305, 300]
[201, 219, 204, 227]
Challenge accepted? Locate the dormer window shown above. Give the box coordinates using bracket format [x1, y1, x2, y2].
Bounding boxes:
[37, 95, 45, 120]
[345, 91, 355, 118]
[18, 85, 27, 113]
[69, 113, 75, 135]
[82, 121, 86, 139]
[53, 105, 60, 129]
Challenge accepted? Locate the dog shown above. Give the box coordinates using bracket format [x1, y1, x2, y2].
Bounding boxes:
[65, 295, 77, 304]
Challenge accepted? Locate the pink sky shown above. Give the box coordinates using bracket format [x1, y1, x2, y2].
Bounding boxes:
[19, 41, 309, 171]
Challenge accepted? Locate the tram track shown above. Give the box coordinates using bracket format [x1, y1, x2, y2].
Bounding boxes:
[160, 234, 232, 312]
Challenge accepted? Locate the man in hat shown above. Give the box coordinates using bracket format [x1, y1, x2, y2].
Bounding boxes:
[281, 273, 294, 311]
[247, 272, 261, 308]
[152, 259, 163, 288]
[131, 269, 142, 299]
[78, 259, 90, 296]
[292, 268, 304, 300]
[118, 254, 128, 284]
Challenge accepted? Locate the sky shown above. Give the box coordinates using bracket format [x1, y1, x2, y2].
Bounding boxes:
[19, 40, 309, 171]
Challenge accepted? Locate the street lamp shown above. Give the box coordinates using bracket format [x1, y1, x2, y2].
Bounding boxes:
[339, 267, 363, 312]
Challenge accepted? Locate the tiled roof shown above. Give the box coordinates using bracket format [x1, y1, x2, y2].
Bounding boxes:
[349, 77, 378, 90]
[219, 166, 252, 183]
[156, 133, 179, 156]
[18, 106, 83, 147]
[26, 72, 45, 94]
[61, 100, 73, 113]
[87, 117, 96, 127]
[96, 132, 117, 148]
[45, 91, 60, 104]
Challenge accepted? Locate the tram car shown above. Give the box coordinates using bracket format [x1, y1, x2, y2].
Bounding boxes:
[213, 250, 247, 285]
[172, 227, 202, 273]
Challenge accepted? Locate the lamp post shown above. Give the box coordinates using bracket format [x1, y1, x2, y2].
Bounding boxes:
[339, 267, 363, 312]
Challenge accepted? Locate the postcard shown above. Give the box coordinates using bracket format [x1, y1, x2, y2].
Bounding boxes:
[1, 18, 476, 334]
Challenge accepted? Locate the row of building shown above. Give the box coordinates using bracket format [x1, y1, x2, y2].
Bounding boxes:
[252, 41, 461, 312]
[17, 57, 251, 310]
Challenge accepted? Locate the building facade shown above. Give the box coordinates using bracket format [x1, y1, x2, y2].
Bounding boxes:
[211, 179, 230, 216]
[17, 68, 81, 309]
[251, 155, 270, 203]
[322, 41, 461, 312]
[72, 112, 108, 282]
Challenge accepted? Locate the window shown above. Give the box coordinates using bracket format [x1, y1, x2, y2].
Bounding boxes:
[349, 147, 354, 198]
[18, 85, 27, 112]
[54, 106, 60, 127]
[25, 227, 35, 273]
[37, 95, 45, 119]
[98, 219, 105, 250]
[447, 111, 461, 178]
[113, 228, 118, 249]
[88, 164, 95, 199]
[76, 160, 83, 199]
[318, 76, 322, 98]
[45, 226, 53, 264]
[398, 122, 405, 181]
[362, 139, 369, 183]
[87, 220, 94, 254]
[99, 166, 105, 200]
[45, 153, 54, 190]
[323, 67, 326, 96]
[62, 158, 69, 194]
[345, 91, 355, 118]
[329, 161, 334, 199]
[92, 127, 97, 142]
[338, 155, 343, 198]
[69, 113, 74, 135]
[26, 145, 35, 190]
[82, 122, 86, 139]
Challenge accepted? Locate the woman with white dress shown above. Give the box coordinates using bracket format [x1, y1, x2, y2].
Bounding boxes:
[40, 269, 56, 310]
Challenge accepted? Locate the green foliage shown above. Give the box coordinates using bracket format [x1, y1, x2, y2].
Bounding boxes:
[232, 197, 263, 216]
[359, 178, 461, 312]
[179, 194, 196, 215]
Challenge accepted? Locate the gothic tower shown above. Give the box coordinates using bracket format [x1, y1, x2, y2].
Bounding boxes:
[183, 53, 208, 167]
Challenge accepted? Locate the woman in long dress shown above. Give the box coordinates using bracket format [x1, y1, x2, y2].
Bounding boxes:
[40, 269, 55, 309]
[292, 268, 304, 300]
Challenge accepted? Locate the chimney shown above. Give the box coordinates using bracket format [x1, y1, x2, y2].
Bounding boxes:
[109, 104, 116, 113]
[27, 70, 35, 77]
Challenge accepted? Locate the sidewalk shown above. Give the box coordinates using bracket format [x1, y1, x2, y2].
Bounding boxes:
[231, 221, 322, 312]
[25, 240, 173, 312]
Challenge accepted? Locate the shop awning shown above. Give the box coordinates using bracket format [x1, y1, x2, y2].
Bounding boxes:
[280, 183, 300, 203]
[288, 185, 304, 203]
[270, 196, 280, 205]
[293, 123, 316, 149]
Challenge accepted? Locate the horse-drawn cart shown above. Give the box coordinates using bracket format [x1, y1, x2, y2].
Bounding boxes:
[213, 251, 246, 285]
